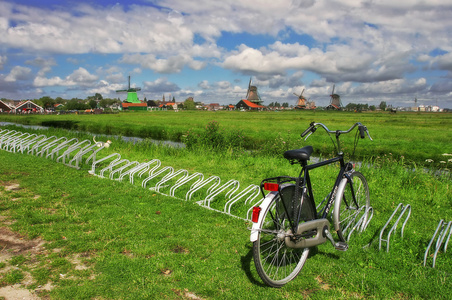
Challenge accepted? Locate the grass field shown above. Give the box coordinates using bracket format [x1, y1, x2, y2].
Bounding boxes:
[1, 110, 452, 166]
[0, 111, 451, 299]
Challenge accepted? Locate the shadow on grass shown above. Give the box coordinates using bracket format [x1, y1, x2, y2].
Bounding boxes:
[240, 244, 267, 287]
[41, 120, 79, 129]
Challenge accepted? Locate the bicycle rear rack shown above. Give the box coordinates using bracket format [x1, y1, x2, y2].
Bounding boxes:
[379, 203, 411, 252]
[424, 219, 452, 268]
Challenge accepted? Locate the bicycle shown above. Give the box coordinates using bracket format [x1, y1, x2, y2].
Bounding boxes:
[250, 121, 373, 287]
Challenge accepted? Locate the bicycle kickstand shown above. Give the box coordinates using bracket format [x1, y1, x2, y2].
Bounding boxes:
[323, 228, 349, 251]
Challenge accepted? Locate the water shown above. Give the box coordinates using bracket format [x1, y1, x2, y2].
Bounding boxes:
[0, 121, 185, 148]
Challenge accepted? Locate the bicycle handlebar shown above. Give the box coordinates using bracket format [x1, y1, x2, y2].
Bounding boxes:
[301, 122, 373, 141]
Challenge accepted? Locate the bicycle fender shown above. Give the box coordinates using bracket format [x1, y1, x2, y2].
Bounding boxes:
[333, 177, 348, 232]
[250, 192, 277, 242]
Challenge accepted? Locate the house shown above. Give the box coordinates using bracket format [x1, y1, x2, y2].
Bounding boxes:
[15, 100, 44, 113]
[0, 99, 13, 113]
[236, 99, 266, 111]
[122, 102, 148, 111]
[159, 102, 177, 109]
[208, 103, 221, 111]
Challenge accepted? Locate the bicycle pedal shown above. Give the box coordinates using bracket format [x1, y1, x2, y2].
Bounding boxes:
[334, 242, 348, 251]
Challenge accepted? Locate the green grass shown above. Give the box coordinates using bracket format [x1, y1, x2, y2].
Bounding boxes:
[0, 121, 451, 299]
[2, 110, 452, 166]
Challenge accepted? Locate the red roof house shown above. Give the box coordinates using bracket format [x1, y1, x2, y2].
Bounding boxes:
[236, 99, 266, 110]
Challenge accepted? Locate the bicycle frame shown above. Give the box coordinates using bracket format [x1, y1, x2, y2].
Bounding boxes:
[252, 122, 371, 244]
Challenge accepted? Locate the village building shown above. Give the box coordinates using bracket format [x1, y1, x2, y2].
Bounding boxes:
[122, 102, 148, 111]
[236, 99, 266, 110]
[0, 99, 13, 113]
[15, 100, 44, 113]
[235, 78, 266, 110]
[207, 103, 221, 111]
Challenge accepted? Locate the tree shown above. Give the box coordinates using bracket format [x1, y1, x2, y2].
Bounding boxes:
[184, 98, 196, 110]
[38, 96, 55, 109]
[379, 101, 387, 111]
[66, 98, 89, 110]
[88, 99, 97, 109]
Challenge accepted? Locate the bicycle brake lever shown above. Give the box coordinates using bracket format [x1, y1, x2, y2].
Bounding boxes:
[304, 131, 313, 141]
[366, 129, 373, 141]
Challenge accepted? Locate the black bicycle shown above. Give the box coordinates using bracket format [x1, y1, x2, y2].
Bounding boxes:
[249, 121, 372, 287]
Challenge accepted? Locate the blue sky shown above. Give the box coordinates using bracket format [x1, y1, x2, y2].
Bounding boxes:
[1, 0, 452, 108]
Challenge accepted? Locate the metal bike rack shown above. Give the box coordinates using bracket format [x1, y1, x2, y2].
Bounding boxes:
[125, 159, 162, 185]
[379, 203, 411, 252]
[5, 133, 34, 152]
[154, 169, 188, 193]
[424, 220, 452, 268]
[47, 138, 79, 160]
[110, 161, 140, 180]
[224, 184, 260, 217]
[0, 130, 20, 148]
[56, 139, 92, 164]
[37, 136, 68, 157]
[117, 161, 155, 183]
[17, 134, 46, 154]
[343, 206, 374, 242]
[66, 142, 99, 168]
[89, 153, 122, 176]
[201, 179, 240, 210]
[0, 128, 267, 221]
[185, 175, 221, 202]
[142, 166, 174, 189]
[2, 132, 28, 150]
[170, 172, 204, 198]
[98, 158, 130, 178]
[28, 136, 57, 155]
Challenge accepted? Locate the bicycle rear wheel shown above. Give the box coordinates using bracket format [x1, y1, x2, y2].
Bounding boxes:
[333, 171, 370, 242]
[252, 185, 315, 287]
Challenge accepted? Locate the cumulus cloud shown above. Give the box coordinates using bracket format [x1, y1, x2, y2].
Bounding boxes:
[33, 67, 98, 87]
[1, 0, 451, 105]
[120, 53, 206, 74]
[5, 66, 32, 82]
[143, 77, 180, 94]
[0, 55, 6, 69]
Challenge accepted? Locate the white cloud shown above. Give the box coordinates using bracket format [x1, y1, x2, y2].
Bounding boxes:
[143, 77, 180, 93]
[120, 53, 206, 73]
[1, 0, 451, 106]
[5, 66, 32, 82]
[0, 55, 6, 69]
[33, 67, 98, 87]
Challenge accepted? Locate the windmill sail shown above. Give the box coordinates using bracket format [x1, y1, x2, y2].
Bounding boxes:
[245, 78, 263, 105]
[116, 76, 141, 103]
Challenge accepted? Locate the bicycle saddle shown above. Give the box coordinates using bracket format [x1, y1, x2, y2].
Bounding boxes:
[283, 145, 313, 161]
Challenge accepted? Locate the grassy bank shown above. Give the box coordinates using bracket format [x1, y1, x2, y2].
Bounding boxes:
[0, 123, 451, 299]
[1, 110, 452, 167]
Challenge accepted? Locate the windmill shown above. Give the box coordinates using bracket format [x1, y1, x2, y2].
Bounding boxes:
[293, 89, 307, 109]
[245, 78, 263, 105]
[328, 84, 342, 110]
[116, 76, 141, 103]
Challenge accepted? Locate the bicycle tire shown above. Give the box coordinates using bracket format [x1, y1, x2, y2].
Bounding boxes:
[252, 185, 316, 287]
[333, 171, 370, 242]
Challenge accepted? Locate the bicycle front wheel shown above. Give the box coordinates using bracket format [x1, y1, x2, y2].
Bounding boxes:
[333, 171, 370, 242]
[252, 186, 315, 287]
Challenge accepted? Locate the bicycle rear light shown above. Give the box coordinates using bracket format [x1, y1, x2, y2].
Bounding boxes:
[264, 182, 279, 191]
[252, 206, 261, 223]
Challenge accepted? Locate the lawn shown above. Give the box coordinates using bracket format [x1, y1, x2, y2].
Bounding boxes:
[0, 112, 451, 299]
